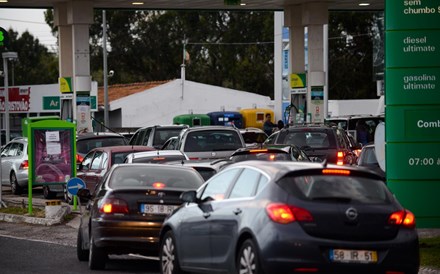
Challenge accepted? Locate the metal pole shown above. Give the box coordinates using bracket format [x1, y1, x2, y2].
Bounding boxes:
[103, 10, 109, 131]
[3, 56, 9, 143]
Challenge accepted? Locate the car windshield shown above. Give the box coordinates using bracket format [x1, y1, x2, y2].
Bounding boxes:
[278, 174, 390, 204]
[185, 130, 243, 152]
[77, 137, 126, 155]
[109, 165, 203, 189]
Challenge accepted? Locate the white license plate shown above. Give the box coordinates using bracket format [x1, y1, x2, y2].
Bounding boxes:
[330, 249, 377, 263]
[140, 204, 177, 215]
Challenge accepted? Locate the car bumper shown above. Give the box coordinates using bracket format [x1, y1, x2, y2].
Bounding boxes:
[256, 224, 419, 274]
[16, 170, 28, 188]
[91, 218, 163, 256]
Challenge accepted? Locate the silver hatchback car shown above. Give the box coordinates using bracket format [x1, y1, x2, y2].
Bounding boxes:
[1, 137, 29, 195]
[165, 126, 246, 160]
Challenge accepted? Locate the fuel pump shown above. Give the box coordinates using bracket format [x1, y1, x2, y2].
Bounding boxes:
[289, 90, 307, 125]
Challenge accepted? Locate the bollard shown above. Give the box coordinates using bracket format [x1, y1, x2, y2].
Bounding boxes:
[45, 200, 62, 219]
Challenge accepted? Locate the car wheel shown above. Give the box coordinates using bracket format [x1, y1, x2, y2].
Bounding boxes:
[77, 229, 89, 261]
[10, 172, 22, 195]
[236, 239, 262, 274]
[43, 186, 56, 199]
[160, 230, 185, 274]
[88, 235, 107, 270]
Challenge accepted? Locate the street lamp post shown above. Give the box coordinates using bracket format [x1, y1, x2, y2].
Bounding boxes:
[2, 51, 18, 143]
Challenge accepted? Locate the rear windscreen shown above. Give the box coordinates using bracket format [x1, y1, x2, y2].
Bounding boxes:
[77, 137, 126, 154]
[110, 165, 203, 189]
[231, 152, 291, 162]
[131, 155, 187, 164]
[185, 130, 243, 152]
[281, 131, 336, 149]
[153, 128, 184, 147]
[278, 174, 390, 204]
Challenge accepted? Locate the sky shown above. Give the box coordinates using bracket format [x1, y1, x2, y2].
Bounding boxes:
[0, 8, 58, 51]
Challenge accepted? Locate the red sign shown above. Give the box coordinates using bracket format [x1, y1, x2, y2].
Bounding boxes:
[0, 87, 31, 112]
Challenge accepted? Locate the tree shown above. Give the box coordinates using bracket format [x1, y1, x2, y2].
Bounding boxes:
[0, 29, 58, 85]
[43, 9, 382, 100]
[328, 11, 381, 99]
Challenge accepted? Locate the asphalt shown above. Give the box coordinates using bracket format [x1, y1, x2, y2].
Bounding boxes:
[1, 195, 440, 273]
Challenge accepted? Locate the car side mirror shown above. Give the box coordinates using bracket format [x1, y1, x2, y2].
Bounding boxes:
[77, 188, 92, 201]
[180, 190, 197, 203]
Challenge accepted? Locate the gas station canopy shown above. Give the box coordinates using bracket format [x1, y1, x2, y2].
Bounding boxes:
[0, 0, 384, 11]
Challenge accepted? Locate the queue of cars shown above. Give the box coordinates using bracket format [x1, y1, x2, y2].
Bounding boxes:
[3, 119, 411, 272]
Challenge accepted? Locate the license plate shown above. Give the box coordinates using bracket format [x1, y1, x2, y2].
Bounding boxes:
[140, 204, 177, 215]
[330, 249, 377, 263]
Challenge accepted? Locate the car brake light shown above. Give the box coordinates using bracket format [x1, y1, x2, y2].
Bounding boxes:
[99, 198, 129, 214]
[266, 203, 313, 224]
[269, 154, 276, 160]
[76, 154, 84, 163]
[19, 160, 29, 170]
[250, 149, 268, 153]
[152, 182, 166, 189]
[336, 151, 345, 165]
[388, 210, 416, 228]
[322, 169, 350, 175]
[294, 268, 319, 272]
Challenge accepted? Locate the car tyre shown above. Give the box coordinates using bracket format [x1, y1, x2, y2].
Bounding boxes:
[236, 239, 262, 274]
[159, 230, 186, 274]
[77, 229, 89, 261]
[88, 235, 107, 270]
[10, 172, 22, 195]
[43, 186, 57, 199]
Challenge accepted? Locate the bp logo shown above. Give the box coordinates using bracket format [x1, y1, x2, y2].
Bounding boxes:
[0, 27, 10, 48]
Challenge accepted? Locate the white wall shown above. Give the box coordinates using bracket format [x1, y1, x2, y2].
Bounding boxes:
[110, 80, 275, 128]
[327, 98, 382, 117]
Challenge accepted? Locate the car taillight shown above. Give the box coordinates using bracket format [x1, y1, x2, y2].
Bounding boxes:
[76, 154, 84, 163]
[152, 182, 166, 189]
[322, 169, 350, 175]
[19, 160, 29, 170]
[388, 210, 416, 228]
[266, 203, 313, 224]
[99, 198, 129, 214]
[336, 151, 345, 165]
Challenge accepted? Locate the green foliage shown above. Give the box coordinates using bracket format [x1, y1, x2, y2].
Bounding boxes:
[0, 29, 58, 85]
[26, 9, 383, 100]
[328, 11, 382, 99]
[420, 236, 440, 269]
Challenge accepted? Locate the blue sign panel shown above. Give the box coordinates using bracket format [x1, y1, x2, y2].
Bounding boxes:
[67, 177, 86, 196]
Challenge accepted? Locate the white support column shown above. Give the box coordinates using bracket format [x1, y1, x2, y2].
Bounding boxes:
[274, 12, 284, 122]
[302, 2, 328, 124]
[55, 1, 93, 133]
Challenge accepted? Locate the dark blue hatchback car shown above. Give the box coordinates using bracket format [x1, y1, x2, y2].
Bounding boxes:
[158, 161, 419, 274]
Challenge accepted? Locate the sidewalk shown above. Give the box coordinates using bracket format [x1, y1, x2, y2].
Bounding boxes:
[0, 194, 81, 228]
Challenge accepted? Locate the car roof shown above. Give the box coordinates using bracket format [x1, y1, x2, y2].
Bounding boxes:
[77, 132, 125, 140]
[129, 150, 186, 157]
[223, 160, 384, 181]
[135, 124, 189, 130]
[88, 145, 155, 153]
[184, 125, 240, 131]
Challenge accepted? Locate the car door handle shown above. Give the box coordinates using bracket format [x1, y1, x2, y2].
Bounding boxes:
[203, 212, 211, 219]
[233, 208, 242, 215]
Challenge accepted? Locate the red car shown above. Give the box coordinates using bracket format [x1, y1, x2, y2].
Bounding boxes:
[67, 145, 154, 203]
